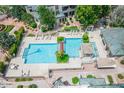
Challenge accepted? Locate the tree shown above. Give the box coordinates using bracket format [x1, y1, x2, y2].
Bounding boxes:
[37, 6, 56, 30]
[75, 5, 98, 27]
[21, 13, 37, 28]
[10, 5, 26, 20]
[100, 5, 111, 17]
[75, 5, 111, 27]
[0, 32, 16, 51]
[111, 6, 124, 27]
[0, 5, 10, 15]
[10, 6, 37, 28]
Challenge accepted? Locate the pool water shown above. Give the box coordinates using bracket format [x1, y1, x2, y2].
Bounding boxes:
[23, 38, 98, 64]
[65, 38, 82, 57]
[23, 43, 58, 64]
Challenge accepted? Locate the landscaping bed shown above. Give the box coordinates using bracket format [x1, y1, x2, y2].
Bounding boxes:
[107, 75, 114, 85]
[63, 26, 79, 31]
[0, 24, 14, 32]
[116, 73, 124, 83]
[9, 27, 25, 56]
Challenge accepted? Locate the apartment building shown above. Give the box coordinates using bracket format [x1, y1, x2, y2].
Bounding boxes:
[26, 5, 76, 25]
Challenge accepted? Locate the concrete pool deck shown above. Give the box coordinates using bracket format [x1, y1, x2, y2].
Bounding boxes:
[6, 31, 108, 78]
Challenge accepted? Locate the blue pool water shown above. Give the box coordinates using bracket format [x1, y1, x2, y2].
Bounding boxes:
[65, 38, 82, 57]
[23, 43, 58, 64]
[23, 38, 98, 64]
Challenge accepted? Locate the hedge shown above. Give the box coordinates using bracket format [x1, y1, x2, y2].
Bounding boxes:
[0, 62, 5, 73]
[15, 77, 33, 82]
[17, 85, 24, 88]
[87, 74, 96, 78]
[28, 84, 38, 88]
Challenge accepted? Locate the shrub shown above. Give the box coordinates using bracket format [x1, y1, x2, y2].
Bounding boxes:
[57, 37, 64, 43]
[82, 32, 89, 43]
[87, 75, 96, 78]
[17, 85, 23, 88]
[0, 62, 5, 73]
[28, 84, 38, 88]
[118, 74, 124, 79]
[107, 75, 113, 85]
[72, 77, 79, 85]
[41, 25, 48, 32]
[56, 51, 69, 63]
[30, 22, 37, 28]
[120, 60, 124, 65]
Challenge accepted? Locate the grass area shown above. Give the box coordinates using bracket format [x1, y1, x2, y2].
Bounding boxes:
[15, 77, 33, 82]
[72, 76, 79, 85]
[107, 75, 114, 85]
[63, 26, 79, 31]
[87, 74, 96, 78]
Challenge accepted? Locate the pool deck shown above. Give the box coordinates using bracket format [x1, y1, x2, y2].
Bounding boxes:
[6, 30, 108, 78]
[6, 35, 83, 78]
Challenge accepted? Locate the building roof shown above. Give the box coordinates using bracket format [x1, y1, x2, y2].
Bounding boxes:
[80, 78, 106, 86]
[101, 28, 124, 56]
[81, 43, 93, 55]
[97, 58, 116, 68]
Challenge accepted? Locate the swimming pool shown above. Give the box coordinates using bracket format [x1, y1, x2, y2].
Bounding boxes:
[23, 38, 98, 64]
[64, 38, 82, 57]
[23, 43, 58, 64]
